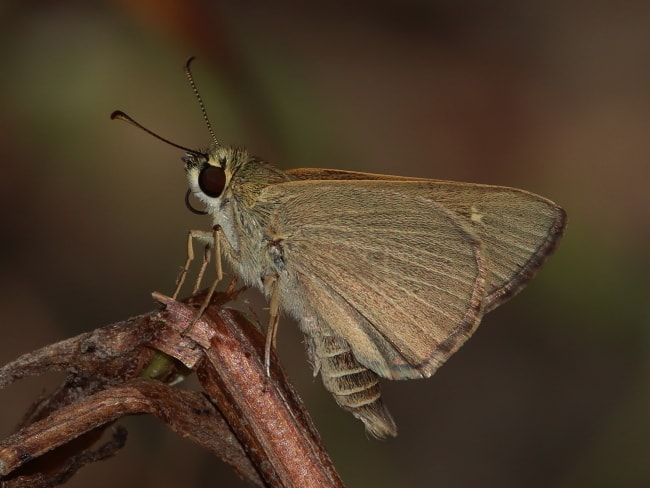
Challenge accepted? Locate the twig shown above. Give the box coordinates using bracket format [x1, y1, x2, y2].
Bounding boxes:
[0, 291, 343, 487]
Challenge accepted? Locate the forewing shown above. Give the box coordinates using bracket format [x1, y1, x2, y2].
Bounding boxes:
[288, 168, 566, 311]
[259, 181, 486, 379]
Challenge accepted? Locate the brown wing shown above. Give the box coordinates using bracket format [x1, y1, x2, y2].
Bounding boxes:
[259, 180, 486, 380]
[287, 168, 566, 312]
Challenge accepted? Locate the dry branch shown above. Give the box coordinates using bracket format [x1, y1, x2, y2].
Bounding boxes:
[0, 290, 343, 488]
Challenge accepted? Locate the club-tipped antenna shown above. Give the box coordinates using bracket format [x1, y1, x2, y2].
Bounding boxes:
[110, 110, 200, 155]
[184, 56, 219, 147]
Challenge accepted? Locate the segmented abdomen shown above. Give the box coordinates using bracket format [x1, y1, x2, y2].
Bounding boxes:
[311, 333, 397, 438]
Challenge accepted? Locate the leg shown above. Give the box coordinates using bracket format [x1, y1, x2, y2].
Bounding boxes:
[172, 229, 216, 300]
[263, 274, 280, 376]
[192, 226, 224, 319]
[192, 243, 212, 295]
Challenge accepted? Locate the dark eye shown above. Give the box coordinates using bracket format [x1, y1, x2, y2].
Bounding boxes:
[198, 165, 226, 198]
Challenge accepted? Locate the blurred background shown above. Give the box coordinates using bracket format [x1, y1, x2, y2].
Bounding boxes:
[1, 1, 649, 487]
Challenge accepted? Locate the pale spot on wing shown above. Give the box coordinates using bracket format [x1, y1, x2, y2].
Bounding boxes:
[470, 205, 483, 223]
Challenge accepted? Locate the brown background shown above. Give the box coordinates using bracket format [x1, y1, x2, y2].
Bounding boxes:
[1, 1, 649, 487]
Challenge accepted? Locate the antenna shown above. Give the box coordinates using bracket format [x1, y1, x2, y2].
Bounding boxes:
[110, 110, 201, 155]
[184, 57, 219, 147]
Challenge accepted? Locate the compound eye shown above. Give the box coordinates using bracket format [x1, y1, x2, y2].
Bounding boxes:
[198, 165, 226, 198]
